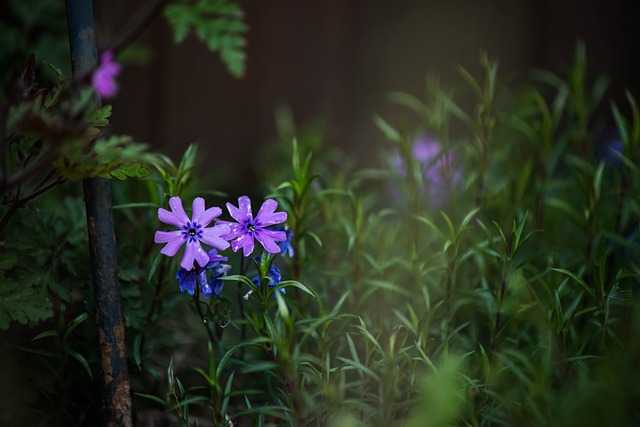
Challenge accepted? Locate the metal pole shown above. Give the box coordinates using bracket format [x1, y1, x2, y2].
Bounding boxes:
[65, 1, 132, 425]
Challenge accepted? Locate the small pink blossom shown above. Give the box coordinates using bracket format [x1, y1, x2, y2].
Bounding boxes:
[92, 51, 122, 98]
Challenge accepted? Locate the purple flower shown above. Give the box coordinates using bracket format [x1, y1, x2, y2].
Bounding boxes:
[154, 196, 230, 270]
[391, 135, 462, 205]
[92, 51, 122, 98]
[218, 196, 288, 257]
[175, 250, 231, 298]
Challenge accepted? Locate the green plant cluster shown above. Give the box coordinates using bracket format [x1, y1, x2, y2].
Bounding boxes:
[110, 46, 636, 426]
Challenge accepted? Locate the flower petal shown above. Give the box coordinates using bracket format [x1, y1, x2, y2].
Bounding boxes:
[191, 197, 206, 225]
[180, 242, 197, 270]
[212, 279, 224, 298]
[191, 241, 211, 268]
[230, 233, 255, 257]
[198, 206, 223, 228]
[254, 229, 286, 254]
[200, 281, 213, 299]
[176, 269, 196, 295]
[198, 269, 212, 298]
[155, 231, 185, 256]
[206, 250, 228, 264]
[168, 196, 189, 223]
[217, 221, 244, 240]
[158, 208, 185, 227]
[255, 199, 287, 226]
[200, 225, 231, 250]
[227, 196, 252, 223]
[154, 230, 182, 243]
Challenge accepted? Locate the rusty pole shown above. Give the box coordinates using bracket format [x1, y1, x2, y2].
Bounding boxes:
[65, 1, 132, 425]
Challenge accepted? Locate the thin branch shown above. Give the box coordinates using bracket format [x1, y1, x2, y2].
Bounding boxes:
[0, 173, 66, 235]
[0, 149, 59, 191]
[110, 0, 169, 55]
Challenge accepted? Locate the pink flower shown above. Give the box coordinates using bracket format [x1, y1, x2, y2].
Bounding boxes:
[92, 51, 122, 98]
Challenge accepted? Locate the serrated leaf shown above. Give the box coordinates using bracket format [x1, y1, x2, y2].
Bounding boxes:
[0, 255, 18, 270]
[89, 104, 112, 127]
[105, 162, 152, 180]
[163, 0, 247, 78]
[0, 276, 53, 329]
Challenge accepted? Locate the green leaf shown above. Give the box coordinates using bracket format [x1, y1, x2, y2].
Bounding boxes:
[335, 356, 380, 382]
[105, 162, 152, 180]
[0, 255, 18, 270]
[275, 291, 290, 320]
[56, 134, 151, 180]
[64, 346, 94, 379]
[275, 280, 316, 297]
[32, 330, 59, 341]
[216, 337, 270, 378]
[89, 104, 112, 127]
[373, 115, 402, 143]
[163, 0, 248, 78]
[220, 371, 235, 418]
[40, 59, 66, 81]
[551, 268, 596, 302]
[0, 275, 53, 330]
[134, 392, 167, 407]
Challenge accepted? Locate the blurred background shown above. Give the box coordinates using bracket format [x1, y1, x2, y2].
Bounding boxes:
[4, 0, 640, 192]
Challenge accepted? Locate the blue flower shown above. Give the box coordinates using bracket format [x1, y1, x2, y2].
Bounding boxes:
[209, 261, 232, 298]
[596, 128, 624, 169]
[274, 226, 294, 257]
[175, 250, 230, 298]
[251, 256, 284, 294]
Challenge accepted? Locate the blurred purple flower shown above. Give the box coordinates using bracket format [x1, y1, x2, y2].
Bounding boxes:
[92, 51, 122, 98]
[392, 135, 462, 205]
[218, 196, 287, 257]
[154, 196, 230, 270]
[175, 250, 231, 298]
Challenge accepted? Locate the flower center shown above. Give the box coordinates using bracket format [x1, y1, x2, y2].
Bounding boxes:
[182, 221, 202, 242]
[247, 223, 255, 232]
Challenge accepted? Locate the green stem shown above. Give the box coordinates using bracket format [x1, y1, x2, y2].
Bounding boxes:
[194, 285, 217, 353]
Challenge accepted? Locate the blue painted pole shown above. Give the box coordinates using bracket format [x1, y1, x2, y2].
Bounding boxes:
[65, 1, 132, 425]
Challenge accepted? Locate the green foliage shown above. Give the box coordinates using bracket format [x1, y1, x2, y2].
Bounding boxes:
[164, 0, 248, 78]
[0, 254, 53, 329]
[2, 12, 639, 425]
[1, 52, 155, 198]
[0, 0, 70, 86]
